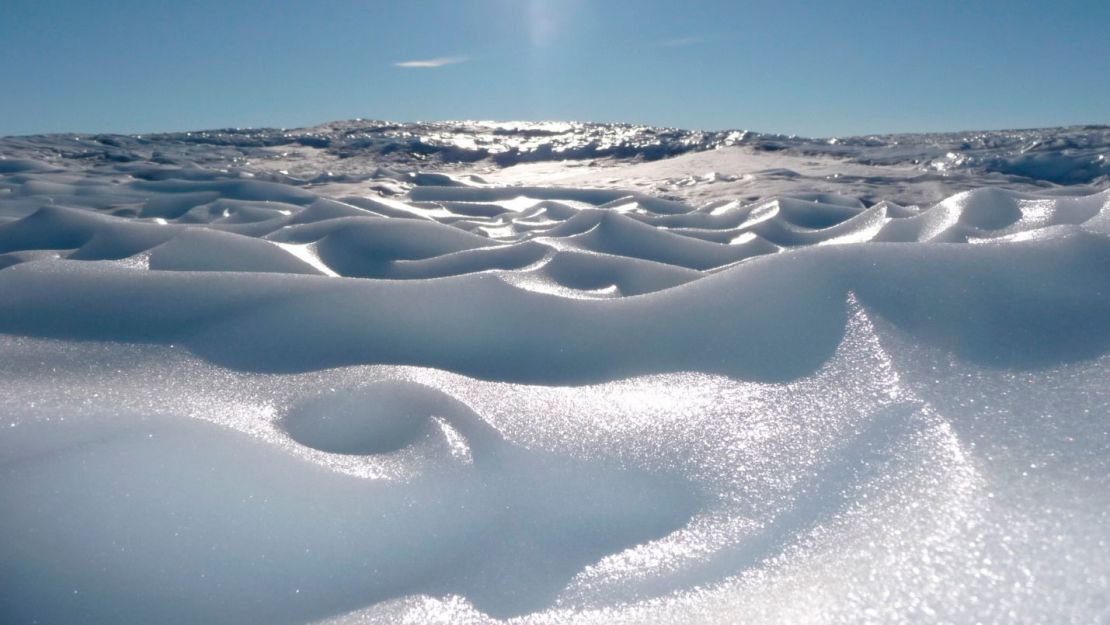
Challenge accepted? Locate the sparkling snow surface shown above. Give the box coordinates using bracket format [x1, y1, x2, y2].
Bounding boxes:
[1, 122, 1109, 624]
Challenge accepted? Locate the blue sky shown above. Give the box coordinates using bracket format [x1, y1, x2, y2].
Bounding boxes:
[1, 0, 1107, 137]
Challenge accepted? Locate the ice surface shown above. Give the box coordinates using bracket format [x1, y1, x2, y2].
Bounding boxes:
[1, 121, 1109, 624]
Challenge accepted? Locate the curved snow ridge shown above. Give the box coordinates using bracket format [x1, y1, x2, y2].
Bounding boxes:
[2, 296, 1108, 624]
[4, 227, 1110, 383]
[1, 159, 1110, 381]
[1, 157, 1108, 289]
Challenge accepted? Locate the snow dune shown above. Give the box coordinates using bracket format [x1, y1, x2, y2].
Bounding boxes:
[1, 123, 1109, 624]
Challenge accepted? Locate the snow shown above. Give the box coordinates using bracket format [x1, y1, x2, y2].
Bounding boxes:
[1, 121, 1109, 624]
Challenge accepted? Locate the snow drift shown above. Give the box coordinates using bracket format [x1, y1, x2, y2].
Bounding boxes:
[1, 122, 1109, 625]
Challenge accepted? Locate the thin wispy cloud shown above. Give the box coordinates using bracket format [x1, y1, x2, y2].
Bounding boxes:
[661, 36, 705, 48]
[394, 56, 469, 69]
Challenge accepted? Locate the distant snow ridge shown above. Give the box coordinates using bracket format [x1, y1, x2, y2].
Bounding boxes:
[1, 119, 753, 171]
[1, 128, 1110, 624]
[3, 120, 1107, 185]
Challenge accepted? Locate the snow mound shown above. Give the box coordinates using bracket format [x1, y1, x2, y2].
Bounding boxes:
[1, 128, 1109, 624]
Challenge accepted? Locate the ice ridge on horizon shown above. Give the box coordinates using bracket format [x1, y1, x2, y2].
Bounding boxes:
[3, 119, 1108, 187]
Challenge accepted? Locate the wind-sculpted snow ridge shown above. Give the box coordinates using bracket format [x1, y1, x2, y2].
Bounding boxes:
[1, 136, 1110, 625]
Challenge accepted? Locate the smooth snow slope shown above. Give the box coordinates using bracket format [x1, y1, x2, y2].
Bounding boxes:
[1, 121, 1109, 625]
